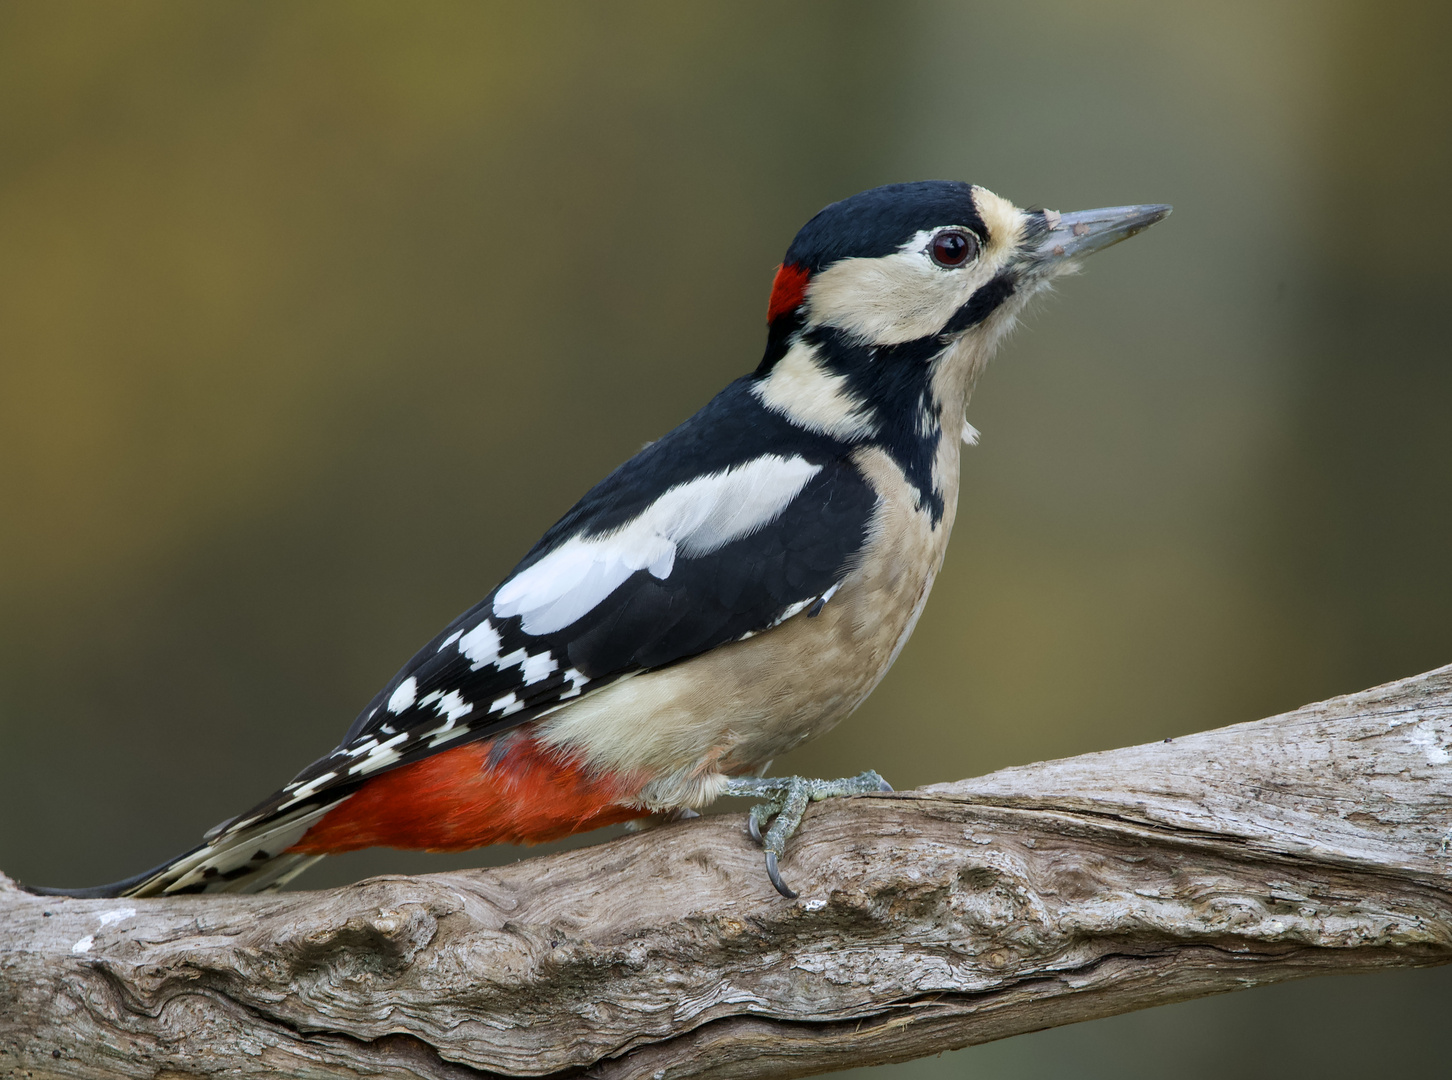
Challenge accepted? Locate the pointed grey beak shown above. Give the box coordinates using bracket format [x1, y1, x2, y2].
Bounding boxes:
[1032, 203, 1171, 264]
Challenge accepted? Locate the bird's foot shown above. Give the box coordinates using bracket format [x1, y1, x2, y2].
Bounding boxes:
[722, 770, 892, 899]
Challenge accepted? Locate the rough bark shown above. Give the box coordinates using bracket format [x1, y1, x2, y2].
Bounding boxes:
[3, 665, 1451, 1080]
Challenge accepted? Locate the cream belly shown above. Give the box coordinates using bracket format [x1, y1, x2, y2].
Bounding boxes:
[534, 438, 964, 811]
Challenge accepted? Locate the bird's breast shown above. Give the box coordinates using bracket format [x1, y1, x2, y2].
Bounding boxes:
[533, 437, 960, 811]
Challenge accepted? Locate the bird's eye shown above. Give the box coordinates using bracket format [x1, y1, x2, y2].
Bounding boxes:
[929, 229, 979, 269]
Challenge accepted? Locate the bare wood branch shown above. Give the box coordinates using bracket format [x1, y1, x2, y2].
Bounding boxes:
[4, 665, 1452, 1080]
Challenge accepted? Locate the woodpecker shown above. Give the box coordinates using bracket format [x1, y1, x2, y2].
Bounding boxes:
[27, 181, 1168, 901]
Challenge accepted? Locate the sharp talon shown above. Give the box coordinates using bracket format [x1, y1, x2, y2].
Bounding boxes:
[764, 851, 798, 899]
[729, 772, 888, 897]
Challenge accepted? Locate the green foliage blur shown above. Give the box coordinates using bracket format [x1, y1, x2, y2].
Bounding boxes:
[2, 3, 1449, 1076]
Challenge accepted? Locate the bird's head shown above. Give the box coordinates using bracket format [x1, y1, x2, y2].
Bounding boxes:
[754, 181, 1169, 438]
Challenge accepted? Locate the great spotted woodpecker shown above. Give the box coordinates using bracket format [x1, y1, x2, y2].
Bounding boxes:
[28, 182, 1168, 901]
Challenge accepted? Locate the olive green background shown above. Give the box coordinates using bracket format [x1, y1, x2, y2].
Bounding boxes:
[2, 2, 1450, 1076]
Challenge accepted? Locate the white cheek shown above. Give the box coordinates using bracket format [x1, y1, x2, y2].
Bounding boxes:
[804, 190, 1032, 346]
[806, 252, 971, 345]
[804, 241, 1022, 346]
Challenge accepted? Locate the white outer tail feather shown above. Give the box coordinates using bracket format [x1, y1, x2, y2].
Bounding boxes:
[112, 803, 340, 898]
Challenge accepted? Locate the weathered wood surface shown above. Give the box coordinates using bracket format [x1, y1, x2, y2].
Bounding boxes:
[3, 665, 1451, 1080]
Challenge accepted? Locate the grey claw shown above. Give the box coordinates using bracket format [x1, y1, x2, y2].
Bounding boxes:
[726, 771, 889, 899]
[764, 851, 798, 899]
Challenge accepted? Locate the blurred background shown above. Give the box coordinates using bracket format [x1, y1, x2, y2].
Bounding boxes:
[2, 1, 1450, 1076]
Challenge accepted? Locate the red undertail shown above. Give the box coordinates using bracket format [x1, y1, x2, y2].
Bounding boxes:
[291, 735, 648, 853]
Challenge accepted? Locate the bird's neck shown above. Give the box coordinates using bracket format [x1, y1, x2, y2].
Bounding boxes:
[771, 326, 987, 527]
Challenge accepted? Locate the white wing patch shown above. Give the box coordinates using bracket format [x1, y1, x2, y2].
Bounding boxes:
[387, 676, 417, 714]
[458, 620, 501, 667]
[521, 650, 558, 684]
[434, 689, 474, 722]
[493, 454, 823, 634]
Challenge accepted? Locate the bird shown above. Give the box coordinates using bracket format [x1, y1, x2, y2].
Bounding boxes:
[26, 181, 1168, 901]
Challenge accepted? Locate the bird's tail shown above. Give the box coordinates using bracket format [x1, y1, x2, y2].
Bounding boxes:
[19, 733, 651, 898]
[19, 803, 337, 899]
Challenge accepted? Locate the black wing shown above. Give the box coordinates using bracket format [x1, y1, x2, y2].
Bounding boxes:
[218, 378, 876, 835]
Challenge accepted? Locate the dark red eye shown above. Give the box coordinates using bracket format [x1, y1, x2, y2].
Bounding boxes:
[929, 228, 979, 268]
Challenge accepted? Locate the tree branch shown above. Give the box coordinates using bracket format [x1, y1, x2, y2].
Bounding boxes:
[4, 665, 1452, 1080]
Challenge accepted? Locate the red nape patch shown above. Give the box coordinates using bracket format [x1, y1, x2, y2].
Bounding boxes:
[291, 737, 648, 853]
[766, 262, 811, 323]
